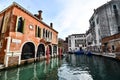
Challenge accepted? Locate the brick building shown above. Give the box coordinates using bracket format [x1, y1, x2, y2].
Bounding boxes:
[102, 33, 120, 53]
[0, 2, 58, 67]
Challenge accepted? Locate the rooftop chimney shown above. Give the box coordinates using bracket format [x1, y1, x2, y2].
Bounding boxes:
[50, 23, 53, 28]
[38, 10, 43, 20]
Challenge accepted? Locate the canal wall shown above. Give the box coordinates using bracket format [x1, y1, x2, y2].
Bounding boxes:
[0, 54, 60, 70]
[92, 52, 120, 61]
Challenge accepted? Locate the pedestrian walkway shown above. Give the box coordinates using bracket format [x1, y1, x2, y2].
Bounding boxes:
[92, 52, 116, 58]
[102, 53, 116, 58]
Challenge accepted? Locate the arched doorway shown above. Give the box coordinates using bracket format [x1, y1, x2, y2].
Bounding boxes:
[37, 44, 45, 57]
[21, 42, 35, 60]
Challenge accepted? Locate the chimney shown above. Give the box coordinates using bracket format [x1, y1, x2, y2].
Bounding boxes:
[50, 23, 53, 28]
[38, 10, 43, 20]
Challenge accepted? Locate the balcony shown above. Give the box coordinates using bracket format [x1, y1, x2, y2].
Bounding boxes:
[45, 38, 51, 43]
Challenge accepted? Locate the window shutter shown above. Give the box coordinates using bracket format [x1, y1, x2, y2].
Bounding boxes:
[22, 19, 25, 33]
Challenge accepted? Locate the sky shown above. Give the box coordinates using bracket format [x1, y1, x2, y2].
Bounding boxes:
[0, 0, 111, 39]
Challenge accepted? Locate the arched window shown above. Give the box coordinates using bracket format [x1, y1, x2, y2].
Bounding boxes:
[17, 17, 24, 33]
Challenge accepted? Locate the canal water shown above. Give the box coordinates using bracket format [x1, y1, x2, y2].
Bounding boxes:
[0, 54, 120, 80]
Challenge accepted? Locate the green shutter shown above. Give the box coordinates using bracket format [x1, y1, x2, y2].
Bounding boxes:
[22, 19, 25, 33]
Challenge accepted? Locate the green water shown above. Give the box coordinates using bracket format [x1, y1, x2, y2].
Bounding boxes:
[0, 54, 120, 80]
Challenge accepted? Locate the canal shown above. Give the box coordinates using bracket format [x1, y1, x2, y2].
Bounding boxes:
[0, 54, 120, 80]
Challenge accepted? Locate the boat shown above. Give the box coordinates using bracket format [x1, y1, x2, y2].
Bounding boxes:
[86, 51, 92, 56]
[74, 50, 84, 55]
[74, 47, 84, 55]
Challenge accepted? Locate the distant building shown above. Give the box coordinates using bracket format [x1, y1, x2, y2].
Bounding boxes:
[64, 37, 68, 52]
[58, 38, 68, 53]
[87, 0, 120, 52]
[68, 34, 86, 52]
[0, 2, 58, 67]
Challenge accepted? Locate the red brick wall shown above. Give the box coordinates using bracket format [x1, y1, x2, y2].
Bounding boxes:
[8, 56, 19, 67]
[0, 8, 12, 63]
[102, 33, 120, 52]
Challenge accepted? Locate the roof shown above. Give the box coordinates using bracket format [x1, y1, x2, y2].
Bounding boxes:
[0, 2, 58, 33]
[89, 0, 112, 21]
[68, 33, 85, 37]
[71, 34, 85, 36]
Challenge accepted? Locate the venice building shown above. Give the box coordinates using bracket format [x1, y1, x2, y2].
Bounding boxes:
[68, 34, 86, 52]
[86, 0, 120, 52]
[0, 2, 58, 67]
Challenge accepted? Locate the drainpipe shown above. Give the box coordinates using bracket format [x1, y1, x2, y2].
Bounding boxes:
[4, 37, 11, 67]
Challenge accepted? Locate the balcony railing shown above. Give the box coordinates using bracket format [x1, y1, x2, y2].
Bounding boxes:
[45, 38, 51, 43]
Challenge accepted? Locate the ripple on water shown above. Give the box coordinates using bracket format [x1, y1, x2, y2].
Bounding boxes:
[58, 64, 93, 80]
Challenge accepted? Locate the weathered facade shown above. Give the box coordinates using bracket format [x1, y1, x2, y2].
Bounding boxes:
[0, 2, 58, 67]
[102, 33, 120, 58]
[87, 0, 120, 52]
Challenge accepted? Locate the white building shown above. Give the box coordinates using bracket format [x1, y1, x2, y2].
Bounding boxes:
[68, 34, 86, 52]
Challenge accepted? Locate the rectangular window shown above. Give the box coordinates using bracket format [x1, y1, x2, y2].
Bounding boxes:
[113, 5, 117, 10]
[43, 28, 45, 38]
[96, 17, 99, 24]
[35, 26, 41, 38]
[38, 27, 41, 37]
[112, 45, 115, 51]
[118, 26, 120, 32]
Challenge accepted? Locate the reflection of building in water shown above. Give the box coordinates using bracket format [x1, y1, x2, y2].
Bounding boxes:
[32, 64, 39, 80]
[0, 57, 61, 80]
[0, 2, 58, 67]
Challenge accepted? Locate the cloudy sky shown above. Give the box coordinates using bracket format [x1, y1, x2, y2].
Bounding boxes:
[0, 0, 110, 39]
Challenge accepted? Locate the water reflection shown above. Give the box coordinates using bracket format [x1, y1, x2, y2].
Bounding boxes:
[0, 58, 61, 80]
[0, 54, 120, 80]
[64, 54, 120, 80]
[58, 54, 93, 80]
